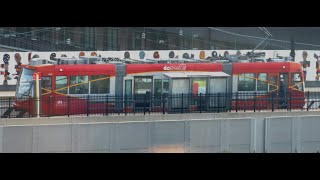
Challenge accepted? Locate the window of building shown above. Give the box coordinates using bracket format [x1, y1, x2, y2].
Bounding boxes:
[84, 27, 95, 50]
[133, 32, 142, 50]
[105, 28, 119, 50]
[56, 76, 68, 94]
[238, 73, 256, 91]
[90, 75, 110, 94]
[257, 73, 268, 91]
[69, 76, 89, 94]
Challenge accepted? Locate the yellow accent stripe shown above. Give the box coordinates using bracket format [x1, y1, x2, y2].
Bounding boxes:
[54, 76, 113, 95]
[236, 74, 278, 88]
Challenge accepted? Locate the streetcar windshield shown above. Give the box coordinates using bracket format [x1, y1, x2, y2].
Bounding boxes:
[16, 68, 34, 98]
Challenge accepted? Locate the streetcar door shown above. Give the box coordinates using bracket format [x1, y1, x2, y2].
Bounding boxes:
[41, 76, 52, 116]
[133, 76, 153, 109]
[279, 73, 289, 107]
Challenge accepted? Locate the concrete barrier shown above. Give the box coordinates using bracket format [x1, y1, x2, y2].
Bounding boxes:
[189, 119, 222, 153]
[296, 115, 320, 153]
[265, 116, 294, 153]
[1, 113, 320, 153]
[37, 124, 72, 153]
[3, 126, 33, 153]
[78, 123, 113, 153]
[150, 121, 186, 153]
[117, 122, 149, 153]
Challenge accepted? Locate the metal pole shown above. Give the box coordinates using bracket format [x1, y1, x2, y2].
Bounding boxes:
[217, 93, 220, 113]
[307, 91, 309, 111]
[244, 93, 246, 112]
[29, 96, 31, 118]
[106, 95, 109, 116]
[35, 73, 40, 118]
[149, 94, 151, 115]
[162, 94, 165, 114]
[8, 97, 11, 118]
[199, 93, 202, 113]
[236, 92, 238, 112]
[68, 96, 70, 117]
[124, 94, 127, 115]
[143, 94, 146, 115]
[48, 96, 51, 117]
[289, 90, 292, 111]
[181, 93, 184, 114]
[272, 92, 274, 112]
[87, 95, 89, 116]
[254, 92, 256, 112]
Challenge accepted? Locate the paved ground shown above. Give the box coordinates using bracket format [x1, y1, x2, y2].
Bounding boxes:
[0, 91, 15, 97]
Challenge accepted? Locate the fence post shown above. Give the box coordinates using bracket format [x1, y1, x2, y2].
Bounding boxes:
[254, 92, 256, 112]
[217, 92, 220, 113]
[124, 94, 127, 116]
[29, 96, 31, 118]
[34, 97, 36, 117]
[116, 95, 119, 115]
[162, 94, 165, 114]
[289, 90, 292, 111]
[244, 93, 246, 112]
[236, 92, 238, 112]
[106, 95, 109, 116]
[181, 93, 184, 114]
[271, 92, 274, 112]
[48, 96, 51, 117]
[87, 95, 89, 116]
[307, 91, 309, 111]
[143, 94, 146, 115]
[68, 96, 70, 117]
[188, 93, 191, 113]
[226, 92, 230, 112]
[8, 97, 11, 118]
[199, 93, 202, 113]
[149, 94, 151, 115]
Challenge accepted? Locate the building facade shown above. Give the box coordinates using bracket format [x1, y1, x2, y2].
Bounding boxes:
[0, 27, 279, 52]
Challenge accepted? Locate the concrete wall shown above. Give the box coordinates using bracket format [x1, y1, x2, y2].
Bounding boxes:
[1, 112, 320, 153]
[265, 115, 320, 153]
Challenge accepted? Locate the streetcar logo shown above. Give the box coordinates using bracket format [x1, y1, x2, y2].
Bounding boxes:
[163, 64, 187, 71]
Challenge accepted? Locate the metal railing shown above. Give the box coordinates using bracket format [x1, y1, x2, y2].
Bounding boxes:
[1, 91, 319, 118]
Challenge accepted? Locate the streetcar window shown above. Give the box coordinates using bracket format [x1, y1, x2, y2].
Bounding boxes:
[56, 76, 68, 94]
[238, 73, 256, 91]
[154, 79, 162, 96]
[291, 73, 303, 91]
[17, 68, 34, 97]
[69, 76, 89, 94]
[269, 76, 277, 91]
[90, 75, 110, 94]
[163, 79, 169, 94]
[134, 77, 153, 94]
[125, 79, 132, 96]
[257, 73, 268, 91]
[292, 73, 301, 82]
[41, 76, 52, 95]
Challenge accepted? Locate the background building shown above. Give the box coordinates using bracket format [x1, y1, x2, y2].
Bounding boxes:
[1, 27, 320, 52]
